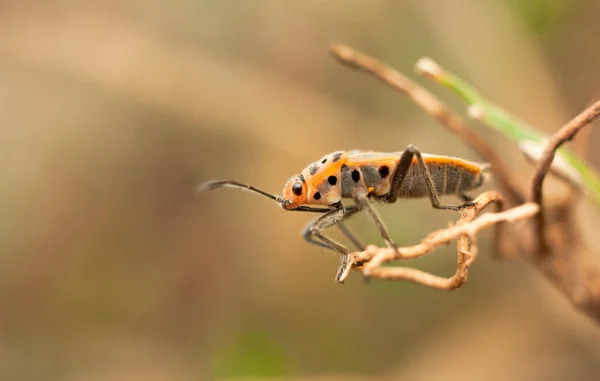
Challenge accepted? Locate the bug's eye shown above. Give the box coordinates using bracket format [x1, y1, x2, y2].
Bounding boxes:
[292, 182, 303, 196]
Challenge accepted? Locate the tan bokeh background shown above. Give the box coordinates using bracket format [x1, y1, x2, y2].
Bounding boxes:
[1, 1, 600, 380]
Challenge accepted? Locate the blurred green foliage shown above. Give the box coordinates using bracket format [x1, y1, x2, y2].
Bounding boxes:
[507, 0, 571, 38]
[424, 59, 600, 205]
[211, 330, 293, 378]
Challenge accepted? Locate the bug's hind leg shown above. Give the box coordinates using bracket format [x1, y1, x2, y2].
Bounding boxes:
[382, 145, 474, 211]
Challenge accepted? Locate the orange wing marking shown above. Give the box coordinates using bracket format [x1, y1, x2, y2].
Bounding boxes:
[421, 156, 481, 174]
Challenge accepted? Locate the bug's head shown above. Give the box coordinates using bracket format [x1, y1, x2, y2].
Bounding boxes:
[280, 174, 308, 210]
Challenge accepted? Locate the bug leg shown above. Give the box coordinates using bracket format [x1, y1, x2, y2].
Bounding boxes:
[336, 207, 366, 251]
[301, 205, 365, 251]
[354, 193, 397, 250]
[301, 205, 360, 251]
[301, 205, 360, 283]
[383, 145, 473, 211]
[337, 222, 366, 251]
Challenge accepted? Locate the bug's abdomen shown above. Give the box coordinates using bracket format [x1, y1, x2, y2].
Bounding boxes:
[399, 161, 482, 198]
[341, 161, 398, 198]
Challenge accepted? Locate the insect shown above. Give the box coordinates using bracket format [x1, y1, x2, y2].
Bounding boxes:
[199, 145, 488, 283]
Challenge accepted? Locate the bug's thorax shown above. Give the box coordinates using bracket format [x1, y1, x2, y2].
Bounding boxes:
[279, 151, 349, 209]
[281, 150, 404, 208]
[300, 151, 347, 207]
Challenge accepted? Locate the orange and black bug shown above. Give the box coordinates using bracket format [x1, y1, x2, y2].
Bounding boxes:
[199, 145, 488, 282]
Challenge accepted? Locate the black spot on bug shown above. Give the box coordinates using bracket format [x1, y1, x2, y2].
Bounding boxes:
[309, 164, 319, 176]
[378, 165, 390, 178]
[292, 182, 303, 196]
[332, 152, 343, 163]
[313, 192, 321, 200]
[351, 169, 360, 182]
[327, 175, 337, 186]
[321, 158, 327, 164]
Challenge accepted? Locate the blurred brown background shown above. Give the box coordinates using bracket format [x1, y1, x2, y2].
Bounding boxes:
[1, 1, 600, 380]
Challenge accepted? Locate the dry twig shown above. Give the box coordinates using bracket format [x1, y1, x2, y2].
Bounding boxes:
[331, 43, 600, 324]
[337, 192, 539, 288]
[530, 100, 600, 255]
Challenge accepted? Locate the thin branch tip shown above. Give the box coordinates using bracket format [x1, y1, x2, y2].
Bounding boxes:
[467, 104, 485, 120]
[329, 43, 351, 56]
[196, 181, 216, 193]
[415, 57, 442, 77]
[329, 43, 361, 67]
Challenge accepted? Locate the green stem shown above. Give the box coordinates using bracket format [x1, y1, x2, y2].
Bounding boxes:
[417, 58, 600, 205]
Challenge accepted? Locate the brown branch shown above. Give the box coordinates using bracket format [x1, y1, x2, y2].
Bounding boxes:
[530, 100, 600, 255]
[329, 43, 525, 205]
[531, 201, 600, 322]
[329, 42, 600, 324]
[337, 192, 539, 289]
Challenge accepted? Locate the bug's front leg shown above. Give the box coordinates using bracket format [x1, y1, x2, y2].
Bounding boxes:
[301, 206, 365, 252]
[301, 204, 360, 283]
[383, 144, 474, 210]
[301, 205, 359, 249]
